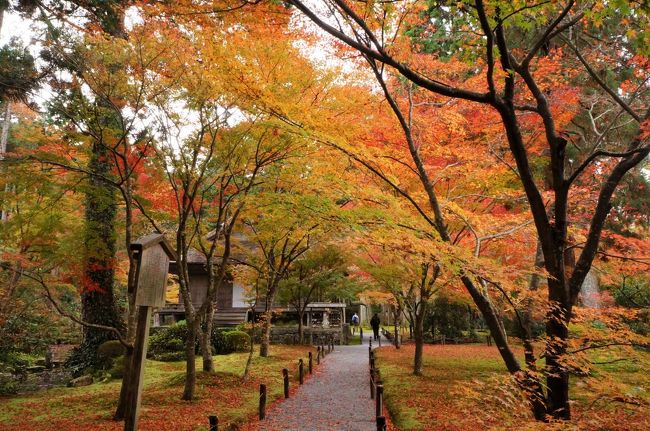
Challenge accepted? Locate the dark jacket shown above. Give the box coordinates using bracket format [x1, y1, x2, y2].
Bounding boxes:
[370, 315, 380, 329]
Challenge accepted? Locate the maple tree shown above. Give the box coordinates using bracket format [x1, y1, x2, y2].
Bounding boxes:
[279, 0, 650, 420]
[277, 245, 356, 344]
[0, 1, 648, 428]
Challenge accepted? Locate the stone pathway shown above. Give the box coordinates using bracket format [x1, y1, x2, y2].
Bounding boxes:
[258, 335, 387, 431]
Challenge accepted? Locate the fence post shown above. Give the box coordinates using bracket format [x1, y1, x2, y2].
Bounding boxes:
[317, 346, 321, 364]
[360, 327, 363, 343]
[487, 335, 492, 346]
[282, 368, 289, 399]
[308, 351, 313, 374]
[299, 359, 304, 385]
[377, 415, 386, 431]
[378, 333, 381, 347]
[259, 384, 266, 420]
[369, 337, 372, 349]
[209, 415, 218, 431]
[376, 384, 383, 418]
[370, 360, 375, 399]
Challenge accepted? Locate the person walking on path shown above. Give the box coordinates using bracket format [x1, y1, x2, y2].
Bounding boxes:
[351, 312, 359, 334]
[370, 313, 380, 341]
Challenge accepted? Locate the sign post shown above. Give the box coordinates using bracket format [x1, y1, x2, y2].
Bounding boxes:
[124, 234, 175, 431]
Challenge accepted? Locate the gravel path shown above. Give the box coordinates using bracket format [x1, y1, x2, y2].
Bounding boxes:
[259, 335, 386, 431]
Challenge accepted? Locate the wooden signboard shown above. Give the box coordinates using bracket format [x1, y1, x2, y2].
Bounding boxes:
[124, 234, 175, 431]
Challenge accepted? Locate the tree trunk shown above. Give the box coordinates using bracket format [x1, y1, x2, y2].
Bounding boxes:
[201, 302, 215, 372]
[413, 302, 426, 376]
[460, 276, 520, 373]
[182, 319, 199, 400]
[259, 283, 278, 357]
[75, 140, 123, 369]
[545, 281, 571, 419]
[393, 305, 401, 349]
[519, 240, 547, 421]
[259, 310, 272, 357]
[298, 310, 304, 345]
[1, 101, 11, 222]
[113, 307, 137, 420]
[393, 321, 400, 349]
[199, 302, 214, 373]
[242, 307, 256, 382]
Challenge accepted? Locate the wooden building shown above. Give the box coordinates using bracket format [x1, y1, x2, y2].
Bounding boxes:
[154, 248, 251, 327]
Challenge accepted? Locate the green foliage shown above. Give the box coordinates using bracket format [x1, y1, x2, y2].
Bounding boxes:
[0, 376, 18, 396]
[97, 340, 126, 369]
[223, 331, 251, 353]
[108, 355, 126, 379]
[612, 278, 650, 336]
[152, 351, 186, 362]
[404, 1, 478, 62]
[0, 351, 39, 370]
[211, 328, 230, 355]
[148, 320, 195, 361]
[0, 38, 39, 102]
[427, 295, 472, 340]
[278, 245, 359, 310]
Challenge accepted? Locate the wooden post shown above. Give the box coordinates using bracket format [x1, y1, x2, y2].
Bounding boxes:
[376, 384, 383, 418]
[299, 359, 304, 385]
[259, 384, 266, 420]
[360, 327, 363, 343]
[369, 337, 372, 349]
[316, 346, 321, 365]
[123, 234, 174, 431]
[369, 345, 372, 360]
[377, 415, 386, 431]
[308, 351, 313, 374]
[370, 357, 375, 399]
[124, 305, 152, 431]
[282, 368, 289, 399]
[378, 334, 381, 347]
[209, 415, 218, 431]
[487, 335, 492, 346]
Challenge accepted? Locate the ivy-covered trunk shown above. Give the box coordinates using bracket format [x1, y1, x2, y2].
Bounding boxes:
[72, 141, 123, 370]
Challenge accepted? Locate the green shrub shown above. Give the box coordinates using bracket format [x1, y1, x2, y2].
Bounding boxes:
[0, 377, 18, 395]
[97, 340, 126, 369]
[151, 351, 185, 362]
[211, 329, 230, 355]
[224, 331, 251, 353]
[148, 320, 194, 359]
[108, 355, 126, 379]
[0, 351, 38, 368]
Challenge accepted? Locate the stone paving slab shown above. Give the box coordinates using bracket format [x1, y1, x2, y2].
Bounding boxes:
[259, 337, 385, 431]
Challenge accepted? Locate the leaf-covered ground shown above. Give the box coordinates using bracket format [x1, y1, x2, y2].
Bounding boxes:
[375, 344, 650, 431]
[0, 345, 314, 431]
